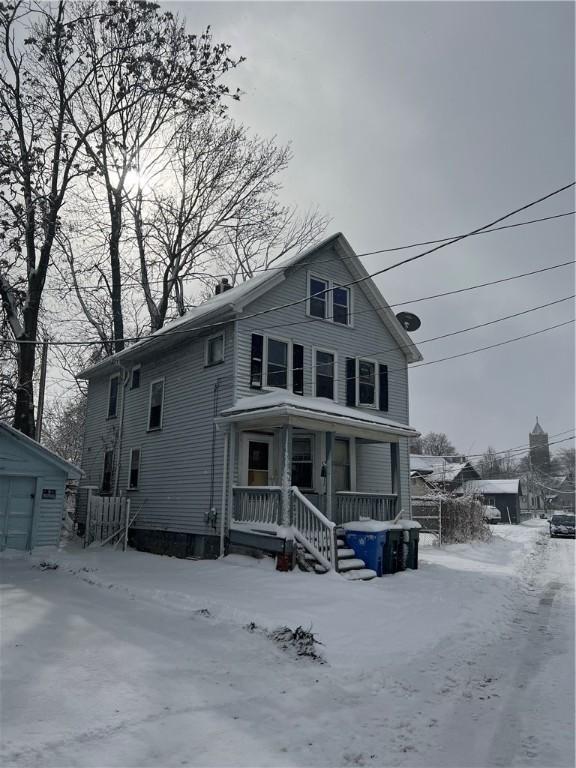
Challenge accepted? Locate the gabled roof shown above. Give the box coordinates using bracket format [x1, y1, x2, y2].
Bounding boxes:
[410, 455, 475, 483]
[457, 478, 521, 496]
[77, 232, 423, 379]
[531, 418, 545, 435]
[0, 421, 82, 479]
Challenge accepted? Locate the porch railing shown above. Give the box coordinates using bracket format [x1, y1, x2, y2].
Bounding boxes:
[335, 492, 397, 525]
[232, 486, 282, 526]
[291, 487, 338, 572]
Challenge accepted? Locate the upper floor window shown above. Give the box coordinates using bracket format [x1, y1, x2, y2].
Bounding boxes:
[307, 273, 352, 326]
[314, 349, 336, 400]
[267, 338, 289, 389]
[131, 366, 141, 390]
[108, 374, 120, 418]
[358, 359, 376, 407]
[206, 333, 225, 366]
[309, 276, 329, 319]
[148, 379, 164, 430]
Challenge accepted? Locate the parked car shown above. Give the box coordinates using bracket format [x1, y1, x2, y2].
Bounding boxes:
[483, 505, 501, 523]
[549, 512, 575, 539]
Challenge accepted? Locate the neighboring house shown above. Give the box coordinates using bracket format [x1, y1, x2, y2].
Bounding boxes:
[76, 233, 422, 572]
[456, 479, 524, 524]
[0, 422, 82, 551]
[410, 455, 480, 496]
[541, 474, 575, 513]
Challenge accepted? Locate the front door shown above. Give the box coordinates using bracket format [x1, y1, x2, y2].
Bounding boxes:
[244, 436, 274, 487]
[0, 476, 36, 551]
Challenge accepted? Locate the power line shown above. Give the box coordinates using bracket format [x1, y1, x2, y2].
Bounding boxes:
[41, 208, 576, 293]
[6, 181, 576, 348]
[38, 258, 576, 336]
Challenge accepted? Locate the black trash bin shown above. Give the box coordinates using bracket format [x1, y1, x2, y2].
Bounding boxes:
[381, 525, 403, 574]
[398, 520, 421, 570]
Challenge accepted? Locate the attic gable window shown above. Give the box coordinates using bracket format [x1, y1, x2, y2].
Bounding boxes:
[107, 375, 120, 418]
[131, 366, 141, 390]
[307, 273, 352, 326]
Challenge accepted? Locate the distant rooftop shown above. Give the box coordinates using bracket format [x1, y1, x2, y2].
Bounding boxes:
[531, 417, 546, 435]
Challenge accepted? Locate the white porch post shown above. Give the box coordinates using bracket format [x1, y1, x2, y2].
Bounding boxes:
[325, 431, 334, 521]
[280, 424, 293, 526]
[219, 428, 230, 558]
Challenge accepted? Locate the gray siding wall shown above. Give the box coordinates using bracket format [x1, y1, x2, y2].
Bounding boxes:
[235, 243, 413, 504]
[0, 430, 68, 547]
[79, 325, 235, 535]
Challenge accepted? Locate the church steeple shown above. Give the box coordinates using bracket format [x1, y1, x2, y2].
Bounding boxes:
[529, 417, 550, 472]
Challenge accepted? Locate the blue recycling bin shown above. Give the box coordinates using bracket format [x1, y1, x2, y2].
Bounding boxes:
[343, 523, 388, 577]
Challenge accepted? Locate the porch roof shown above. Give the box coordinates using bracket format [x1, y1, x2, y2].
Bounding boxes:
[218, 392, 419, 442]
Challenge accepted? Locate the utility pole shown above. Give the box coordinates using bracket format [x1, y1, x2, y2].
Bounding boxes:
[35, 340, 49, 442]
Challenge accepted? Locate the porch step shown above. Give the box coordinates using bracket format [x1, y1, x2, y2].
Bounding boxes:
[337, 558, 367, 572]
[337, 538, 346, 547]
[337, 547, 356, 559]
[343, 568, 377, 581]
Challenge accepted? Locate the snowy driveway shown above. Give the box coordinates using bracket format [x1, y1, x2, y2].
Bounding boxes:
[1, 521, 574, 768]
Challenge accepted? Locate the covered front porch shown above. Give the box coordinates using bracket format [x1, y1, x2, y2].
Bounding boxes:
[217, 393, 418, 572]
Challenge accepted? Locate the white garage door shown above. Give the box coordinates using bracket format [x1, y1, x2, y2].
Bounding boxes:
[0, 476, 36, 551]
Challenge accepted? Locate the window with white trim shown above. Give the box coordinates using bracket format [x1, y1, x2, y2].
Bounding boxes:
[357, 359, 376, 407]
[148, 379, 164, 430]
[206, 333, 224, 366]
[128, 448, 141, 490]
[266, 338, 289, 389]
[108, 374, 120, 418]
[307, 273, 352, 326]
[292, 436, 314, 490]
[314, 349, 336, 400]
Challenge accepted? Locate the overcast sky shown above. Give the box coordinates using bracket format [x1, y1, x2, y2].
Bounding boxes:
[163, 0, 575, 456]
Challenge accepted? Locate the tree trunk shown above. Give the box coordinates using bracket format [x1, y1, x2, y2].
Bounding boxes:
[109, 191, 125, 352]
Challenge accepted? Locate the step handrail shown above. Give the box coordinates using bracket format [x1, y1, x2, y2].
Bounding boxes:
[291, 486, 338, 572]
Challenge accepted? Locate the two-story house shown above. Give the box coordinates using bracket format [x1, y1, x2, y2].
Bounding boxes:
[76, 233, 422, 574]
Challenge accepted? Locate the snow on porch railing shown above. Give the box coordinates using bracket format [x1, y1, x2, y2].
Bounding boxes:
[291, 487, 338, 572]
[335, 492, 397, 525]
[84, 492, 131, 549]
[232, 486, 282, 526]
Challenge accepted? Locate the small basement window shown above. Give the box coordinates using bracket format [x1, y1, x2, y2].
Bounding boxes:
[108, 374, 120, 418]
[128, 448, 141, 490]
[148, 379, 164, 430]
[206, 333, 225, 366]
[101, 450, 114, 494]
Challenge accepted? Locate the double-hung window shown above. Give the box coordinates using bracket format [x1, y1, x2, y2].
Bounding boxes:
[130, 366, 141, 390]
[292, 437, 314, 490]
[101, 450, 114, 494]
[309, 276, 329, 319]
[148, 379, 164, 430]
[266, 338, 289, 389]
[358, 359, 377, 407]
[128, 448, 141, 490]
[307, 274, 352, 326]
[206, 333, 225, 366]
[314, 349, 336, 400]
[332, 286, 350, 325]
[108, 374, 120, 418]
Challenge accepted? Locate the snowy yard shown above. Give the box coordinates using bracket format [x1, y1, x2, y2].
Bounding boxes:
[1, 520, 574, 768]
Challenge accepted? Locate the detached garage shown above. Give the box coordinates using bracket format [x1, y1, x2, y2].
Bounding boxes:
[0, 422, 82, 551]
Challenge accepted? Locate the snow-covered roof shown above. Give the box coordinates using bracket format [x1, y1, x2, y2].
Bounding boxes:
[77, 232, 423, 379]
[457, 479, 521, 496]
[410, 455, 472, 483]
[219, 392, 419, 441]
[0, 421, 82, 479]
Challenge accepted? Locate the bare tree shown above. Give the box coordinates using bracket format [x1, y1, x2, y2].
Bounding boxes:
[43, 392, 87, 465]
[411, 432, 457, 456]
[63, 3, 242, 352]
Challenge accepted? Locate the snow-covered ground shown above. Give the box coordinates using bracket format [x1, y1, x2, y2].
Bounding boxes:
[1, 520, 574, 767]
